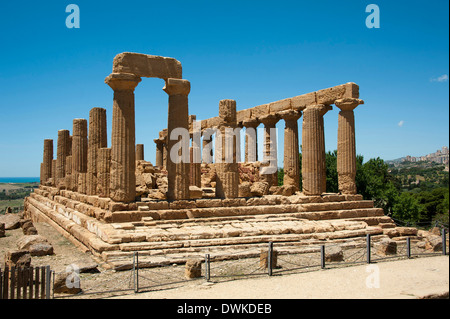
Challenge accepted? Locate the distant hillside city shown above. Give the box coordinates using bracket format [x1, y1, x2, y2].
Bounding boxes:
[388, 146, 449, 170]
[403, 146, 449, 165]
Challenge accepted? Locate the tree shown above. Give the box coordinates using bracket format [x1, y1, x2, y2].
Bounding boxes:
[277, 168, 284, 186]
[356, 157, 401, 215]
[325, 150, 338, 193]
[392, 192, 423, 225]
[417, 188, 449, 222]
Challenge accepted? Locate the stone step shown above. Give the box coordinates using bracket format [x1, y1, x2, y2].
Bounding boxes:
[109, 200, 376, 222]
[104, 233, 389, 270]
[111, 224, 383, 253]
[103, 212, 389, 244]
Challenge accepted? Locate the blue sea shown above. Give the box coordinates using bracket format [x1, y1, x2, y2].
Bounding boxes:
[0, 177, 40, 183]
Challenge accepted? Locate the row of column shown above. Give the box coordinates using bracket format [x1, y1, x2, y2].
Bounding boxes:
[40, 107, 112, 198]
[40, 81, 361, 202]
[104, 73, 191, 202]
[152, 98, 363, 197]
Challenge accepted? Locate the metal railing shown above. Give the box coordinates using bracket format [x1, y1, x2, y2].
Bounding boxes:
[52, 227, 448, 299]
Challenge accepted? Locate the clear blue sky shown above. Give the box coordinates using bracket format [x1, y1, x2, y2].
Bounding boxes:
[0, 0, 448, 177]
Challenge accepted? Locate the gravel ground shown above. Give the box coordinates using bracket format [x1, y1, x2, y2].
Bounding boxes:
[1, 220, 448, 300]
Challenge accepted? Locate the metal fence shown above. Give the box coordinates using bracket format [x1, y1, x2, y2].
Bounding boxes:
[52, 227, 448, 299]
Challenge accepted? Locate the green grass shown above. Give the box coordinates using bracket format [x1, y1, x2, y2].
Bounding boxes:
[0, 199, 25, 213]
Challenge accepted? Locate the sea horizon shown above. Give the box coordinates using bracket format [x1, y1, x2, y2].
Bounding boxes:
[0, 177, 40, 183]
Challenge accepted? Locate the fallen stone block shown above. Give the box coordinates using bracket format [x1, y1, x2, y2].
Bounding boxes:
[425, 235, 443, 252]
[20, 219, 38, 235]
[53, 272, 82, 294]
[325, 246, 344, 262]
[185, 259, 202, 279]
[376, 238, 397, 256]
[189, 186, 203, 199]
[5, 250, 31, 268]
[250, 181, 270, 197]
[0, 213, 21, 230]
[17, 235, 54, 256]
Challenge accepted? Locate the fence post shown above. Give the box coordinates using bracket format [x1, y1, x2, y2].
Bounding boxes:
[132, 252, 136, 292]
[320, 245, 326, 269]
[52, 270, 55, 299]
[268, 242, 273, 276]
[442, 229, 447, 256]
[406, 237, 411, 259]
[133, 252, 139, 293]
[45, 266, 51, 299]
[366, 234, 371, 264]
[0, 268, 3, 299]
[205, 254, 210, 282]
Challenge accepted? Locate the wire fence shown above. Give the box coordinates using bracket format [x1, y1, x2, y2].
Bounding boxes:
[52, 226, 448, 299]
[389, 217, 449, 231]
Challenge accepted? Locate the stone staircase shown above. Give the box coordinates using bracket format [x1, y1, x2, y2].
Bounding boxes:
[25, 187, 418, 270]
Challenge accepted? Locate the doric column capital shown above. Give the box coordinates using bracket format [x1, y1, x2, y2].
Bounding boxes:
[242, 118, 260, 128]
[105, 73, 141, 91]
[159, 129, 168, 140]
[163, 78, 191, 96]
[259, 113, 279, 127]
[305, 104, 332, 115]
[334, 98, 364, 111]
[279, 109, 302, 122]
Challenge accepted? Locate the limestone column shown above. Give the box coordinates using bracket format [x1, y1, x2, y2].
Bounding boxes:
[67, 136, 72, 156]
[163, 78, 191, 201]
[335, 98, 364, 195]
[318, 105, 333, 193]
[242, 118, 259, 163]
[302, 105, 323, 195]
[190, 135, 202, 188]
[136, 144, 144, 161]
[160, 129, 168, 169]
[105, 73, 141, 203]
[234, 124, 242, 163]
[42, 139, 53, 185]
[215, 99, 239, 199]
[65, 155, 72, 190]
[97, 148, 111, 198]
[154, 139, 164, 167]
[259, 113, 279, 187]
[51, 159, 57, 186]
[87, 107, 107, 195]
[279, 110, 302, 191]
[72, 118, 88, 193]
[56, 129, 70, 189]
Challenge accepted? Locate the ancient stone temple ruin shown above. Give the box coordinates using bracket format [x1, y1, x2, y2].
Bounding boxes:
[25, 52, 414, 270]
